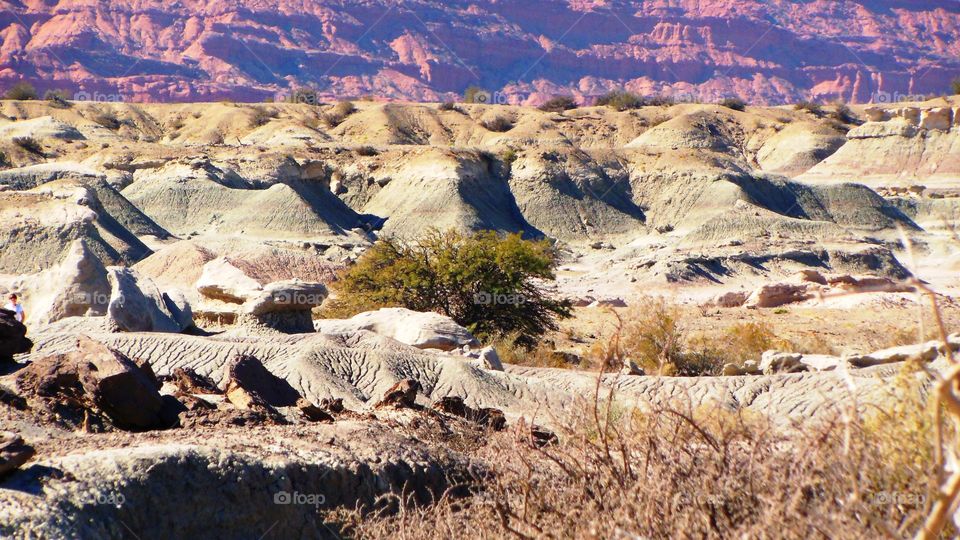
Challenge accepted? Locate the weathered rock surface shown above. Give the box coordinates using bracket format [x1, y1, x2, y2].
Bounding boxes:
[315, 308, 480, 351]
[0, 432, 34, 478]
[106, 268, 193, 333]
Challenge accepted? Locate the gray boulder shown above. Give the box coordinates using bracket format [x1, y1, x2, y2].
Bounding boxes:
[107, 268, 193, 333]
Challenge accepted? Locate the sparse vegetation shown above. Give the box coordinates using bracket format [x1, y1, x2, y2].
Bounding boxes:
[324, 229, 572, 346]
[248, 106, 278, 128]
[322, 100, 357, 127]
[594, 90, 645, 111]
[13, 136, 43, 155]
[718, 97, 747, 111]
[438, 101, 458, 112]
[355, 145, 379, 156]
[3, 82, 38, 101]
[538, 95, 577, 113]
[500, 148, 518, 167]
[44, 90, 72, 108]
[336, 373, 940, 538]
[481, 115, 513, 132]
[830, 100, 855, 124]
[92, 113, 121, 130]
[951, 78, 960, 96]
[794, 100, 824, 116]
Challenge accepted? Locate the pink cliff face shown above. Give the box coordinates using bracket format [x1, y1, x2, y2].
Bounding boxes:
[1, 0, 958, 104]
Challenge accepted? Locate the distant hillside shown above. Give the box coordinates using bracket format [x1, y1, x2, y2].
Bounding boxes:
[1, 0, 959, 104]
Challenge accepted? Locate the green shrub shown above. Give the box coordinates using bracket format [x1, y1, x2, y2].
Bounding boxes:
[325, 229, 572, 346]
[594, 90, 645, 111]
[538, 96, 577, 113]
[501, 149, 518, 166]
[248, 106, 278, 128]
[951, 78, 960, 96]
[3, 82, 37, 101]
[718, 97, 747, 111]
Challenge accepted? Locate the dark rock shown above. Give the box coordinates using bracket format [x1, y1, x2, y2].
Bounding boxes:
[297, 398, 335, 423]
[169, 367, 221, 395]
[222, 355, 300, 408]
[0, 308, 32, 364]
[375, 379, 421, 409]
[433, 396, 506, 431]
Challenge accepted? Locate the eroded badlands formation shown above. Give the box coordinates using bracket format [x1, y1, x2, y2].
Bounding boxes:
[1, 97, 959, 537]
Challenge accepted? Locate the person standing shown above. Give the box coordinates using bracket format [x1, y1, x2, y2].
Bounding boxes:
[4, 293, 25, 324]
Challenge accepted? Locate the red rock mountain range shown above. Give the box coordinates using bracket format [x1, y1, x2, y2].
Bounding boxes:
[1, 0, 958, 105]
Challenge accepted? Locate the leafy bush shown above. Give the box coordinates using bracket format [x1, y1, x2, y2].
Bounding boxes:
[594, 90, 645, 111]
[13, 136, 43, 155]
[952, 78, 960, 96]
[44, 90, 72, 108]
[794, 101, 823, 116]
[538, 95, 577, 113]
[325, 229, 572, 346]
[718, 97, 747, 111]
[481, 115, 513, 132]
[0, 150, 9, 167]
[500, 148, 518, 167]
[3, 82, 37, 101]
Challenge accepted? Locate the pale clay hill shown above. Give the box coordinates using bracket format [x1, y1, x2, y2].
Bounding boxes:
[0, 97, 959, 538]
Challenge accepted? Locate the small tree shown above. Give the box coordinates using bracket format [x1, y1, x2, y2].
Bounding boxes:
[326, 229, 572, 346]
[951, 78, 960, 96]
[4, 82, 37, 101]
[538, 95, 577, 113]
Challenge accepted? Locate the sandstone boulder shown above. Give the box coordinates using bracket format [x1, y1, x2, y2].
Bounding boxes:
[195, 258, 263, 303]
[315, 308, 480, 351]
[0, 432, 35, 478]
[107, 268, 194, 333]
[746, 283, 812, 309]
[919, 107, 952, 131]
[242, 280, 328, 315]
[760, 351, 807, 374]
